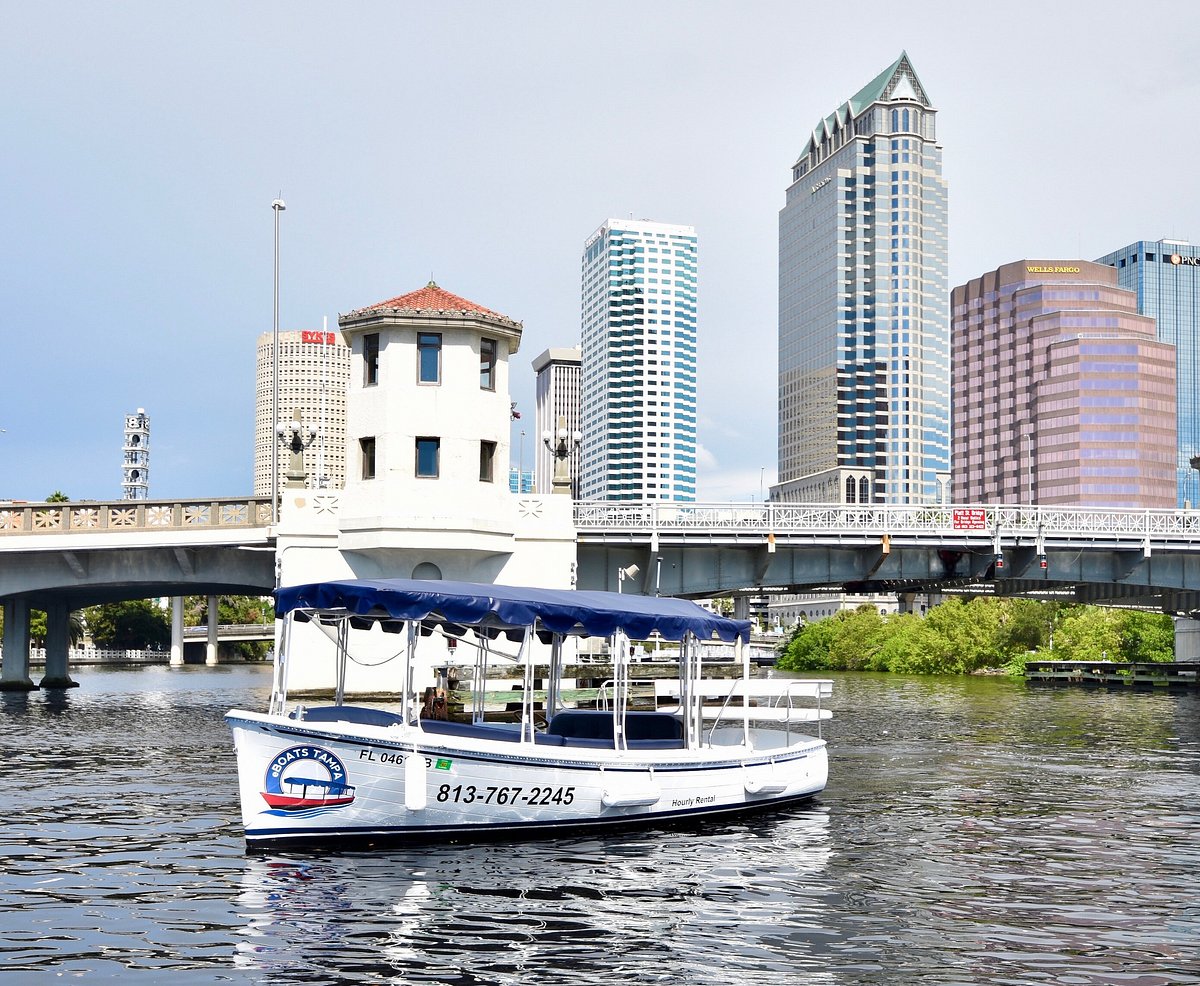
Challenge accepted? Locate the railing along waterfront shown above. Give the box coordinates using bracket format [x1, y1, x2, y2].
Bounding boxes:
[20, 647, 166, 665]
[573, 501, 1200, 543]
[0, 497, 274, 535]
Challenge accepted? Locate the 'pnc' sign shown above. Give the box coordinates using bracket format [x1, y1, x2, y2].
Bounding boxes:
[1170, 254, 1200, 267]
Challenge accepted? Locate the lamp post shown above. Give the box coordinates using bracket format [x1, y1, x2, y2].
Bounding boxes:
[277, 409, 317, 490]
[1191, 454, 1200, 509]
[270, 196, 286, 524]
[542, 414, 582, 495]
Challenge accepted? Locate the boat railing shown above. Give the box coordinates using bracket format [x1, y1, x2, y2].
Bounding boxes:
[648, 679, 832, 746]
[594, 677, 831, 748]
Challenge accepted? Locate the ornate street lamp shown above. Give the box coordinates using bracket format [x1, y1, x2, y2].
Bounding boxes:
[542, 414, 582, 495]
[277, 410, 316, 489]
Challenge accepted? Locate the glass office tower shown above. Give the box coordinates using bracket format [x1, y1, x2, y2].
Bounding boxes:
[1096, 239, 1200, 506]
[778, 52, 949, 504]
[579, 219, 698, 501]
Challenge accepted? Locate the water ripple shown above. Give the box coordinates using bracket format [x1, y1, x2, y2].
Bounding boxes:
[1, 668, 1198, 984]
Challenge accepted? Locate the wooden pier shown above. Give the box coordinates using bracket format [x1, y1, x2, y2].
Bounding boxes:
[1025, 660, 1200, 690]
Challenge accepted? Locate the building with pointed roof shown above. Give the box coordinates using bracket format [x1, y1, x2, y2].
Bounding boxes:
[777, 53, 950, 504]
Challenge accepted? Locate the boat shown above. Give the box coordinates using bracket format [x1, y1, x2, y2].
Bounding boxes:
[225, 578, 832, 847]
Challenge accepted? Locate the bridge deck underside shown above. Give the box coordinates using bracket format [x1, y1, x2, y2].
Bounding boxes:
[577, 537, 1200, 615]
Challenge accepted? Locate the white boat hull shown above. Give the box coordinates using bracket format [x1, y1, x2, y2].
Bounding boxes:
[226, 711, 828, 846]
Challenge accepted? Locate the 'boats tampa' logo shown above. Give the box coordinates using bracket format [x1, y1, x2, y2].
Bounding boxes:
[260, 745, 356, 816]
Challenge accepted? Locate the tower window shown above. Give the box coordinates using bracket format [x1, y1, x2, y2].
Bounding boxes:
[360, 437, 376, 480]
[364, 333, 379, 386]
[479, 440, 496, 482]
[418, 333, 442, 384]
[480, 338, 497, 391]
[416, 437, 440, 478]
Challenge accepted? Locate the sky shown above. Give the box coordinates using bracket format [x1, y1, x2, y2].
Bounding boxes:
[2, 1, 1198, 504]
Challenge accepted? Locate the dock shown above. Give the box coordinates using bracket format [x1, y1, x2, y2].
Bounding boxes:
[1025, 660, 1200, 690]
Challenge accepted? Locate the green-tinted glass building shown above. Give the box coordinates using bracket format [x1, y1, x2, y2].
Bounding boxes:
[1096, 239, 1200, 506]
[579, 219, 698, 501]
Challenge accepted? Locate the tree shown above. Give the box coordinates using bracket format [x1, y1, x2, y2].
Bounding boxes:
[777, 618, 835, 672]
[84, 600, 170, 650]
[27, 609, 85, 647]
[1047, 606, 1123, 663]
[1117, 610, 1174, 662]
[826, 605, 888, 671]
[45, 491, 69, 502]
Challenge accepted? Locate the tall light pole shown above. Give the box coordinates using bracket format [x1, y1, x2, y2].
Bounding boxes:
[271, 196, 286, 524]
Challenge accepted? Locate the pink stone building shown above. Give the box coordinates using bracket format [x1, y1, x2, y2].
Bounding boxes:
[952, 260, 1176, 507]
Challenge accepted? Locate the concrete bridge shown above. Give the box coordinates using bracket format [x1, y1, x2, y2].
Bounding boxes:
[0, 496, 275, 689]
[6, 494, 1200, 688]
[574, 501, 1200, 615]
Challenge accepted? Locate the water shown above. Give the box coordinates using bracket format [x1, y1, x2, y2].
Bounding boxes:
[2, 666, 1198, 985]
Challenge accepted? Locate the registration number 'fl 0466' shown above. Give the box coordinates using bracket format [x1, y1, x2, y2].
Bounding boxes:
[435, 784, 575, 806]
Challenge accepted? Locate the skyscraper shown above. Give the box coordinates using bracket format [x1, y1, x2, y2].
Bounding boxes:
[952, 260, 1176, 507]
[778, 52, 949, 504]
[532, 346, 581, 495]
[255, 329, 351, 494]
[579, 219, 698, 501]
[1096, 239, 1200, 506]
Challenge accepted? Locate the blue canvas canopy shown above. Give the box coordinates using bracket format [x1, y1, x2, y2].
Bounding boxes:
[275, 578, 752, 644]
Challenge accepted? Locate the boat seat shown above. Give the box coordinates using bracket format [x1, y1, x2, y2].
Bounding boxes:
[292, 705, 405, 728]
[418, 719, 523, 743]
[547, 711, 684, 747]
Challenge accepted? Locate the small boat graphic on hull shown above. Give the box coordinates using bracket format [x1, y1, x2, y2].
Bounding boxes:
[261, 777, 356, 812]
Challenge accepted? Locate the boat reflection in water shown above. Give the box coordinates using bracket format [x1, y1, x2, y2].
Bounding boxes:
[233, 810, 835, 982]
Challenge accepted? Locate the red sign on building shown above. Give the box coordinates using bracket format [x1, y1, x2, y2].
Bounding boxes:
[952, 508, 987, 530]
[301, 331, 338, 345]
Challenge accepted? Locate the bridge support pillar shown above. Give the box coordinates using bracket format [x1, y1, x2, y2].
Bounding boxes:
[169, 596, 185, 667]
[205, 594, 220, 666]
[39, 600, 78, 689]
[733, 595, 751, 621]
[1, 598, 37, 691]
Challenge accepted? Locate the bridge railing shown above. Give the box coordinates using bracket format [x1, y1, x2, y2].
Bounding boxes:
[182, 623, 274, 638]
[0, 497, 274, 536]
[574, 501, 1200, 540]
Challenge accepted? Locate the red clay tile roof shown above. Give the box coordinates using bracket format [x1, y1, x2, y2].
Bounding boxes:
[352, 281, 514, 322]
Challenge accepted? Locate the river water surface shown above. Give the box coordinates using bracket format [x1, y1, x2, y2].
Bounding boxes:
[1, 666, 1197, 985]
